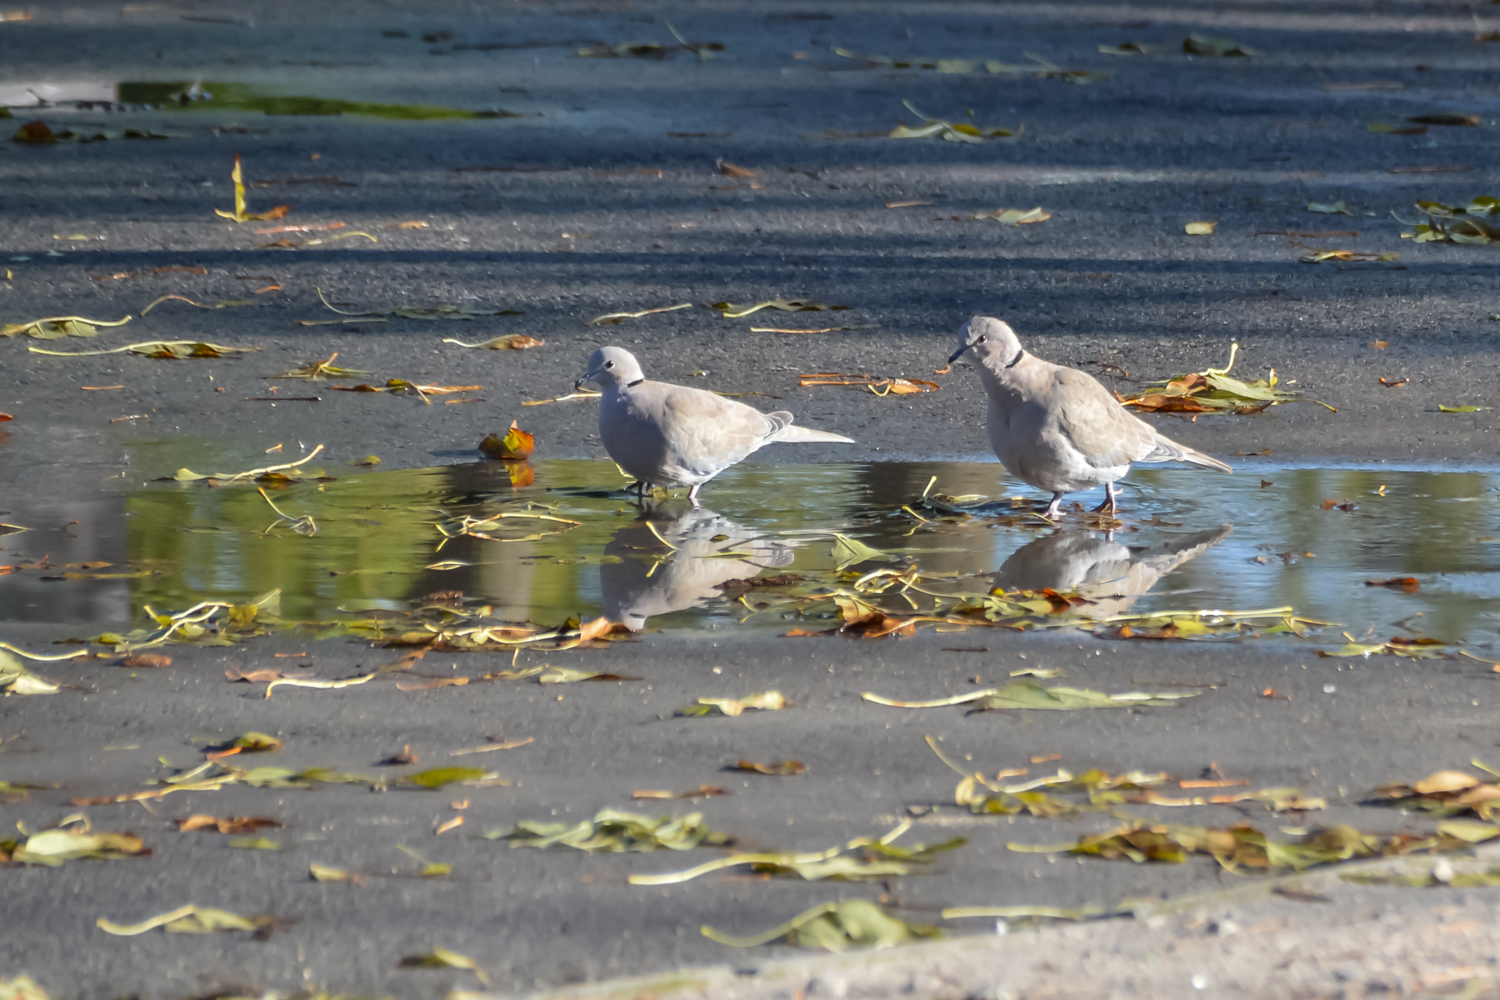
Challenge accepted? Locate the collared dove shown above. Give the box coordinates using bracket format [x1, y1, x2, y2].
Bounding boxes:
[949, 317, 1231, 518]
[600, 508, 799, 631]
[994, 524, 1232, 618]
[576, 346, 855, 505]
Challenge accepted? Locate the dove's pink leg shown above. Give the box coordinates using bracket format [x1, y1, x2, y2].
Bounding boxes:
[1091, 481, 1118, 514]
[687, 483, 702, 508]
[1041, 492, 1065, 519]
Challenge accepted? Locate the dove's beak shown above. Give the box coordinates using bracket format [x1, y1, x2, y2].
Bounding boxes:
[948, 342, 973, 364]
[574, 370, 598, 391]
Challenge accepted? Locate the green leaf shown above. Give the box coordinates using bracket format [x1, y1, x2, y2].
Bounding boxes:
[1439, 404, 1493, 413]
[830, 534, 887, 570]
[403, 766, 489, 788]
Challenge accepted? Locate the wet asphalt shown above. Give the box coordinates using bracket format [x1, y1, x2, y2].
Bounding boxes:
[3, 0, 1500, 996]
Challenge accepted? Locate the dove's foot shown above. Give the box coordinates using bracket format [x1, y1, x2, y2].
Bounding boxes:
[1091, 482, 1118, 514]
[1040, 492, 1065, 520]
[687, 484, 703, 508]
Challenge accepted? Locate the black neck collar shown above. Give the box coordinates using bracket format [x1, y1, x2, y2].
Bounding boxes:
[1004, 349, 1024, 369]
[626, 378, 645, 387]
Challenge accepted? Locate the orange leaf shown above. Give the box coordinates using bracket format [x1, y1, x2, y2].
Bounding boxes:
[479, 420, 535, 460]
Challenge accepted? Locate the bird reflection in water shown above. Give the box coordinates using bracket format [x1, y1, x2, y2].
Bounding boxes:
[600, 508, 800, 631]
[993, 524, 1233, 617]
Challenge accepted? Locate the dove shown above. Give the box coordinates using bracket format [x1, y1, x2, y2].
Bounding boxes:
[949, 317, 1231, 518]
[575, 346, 855, 505]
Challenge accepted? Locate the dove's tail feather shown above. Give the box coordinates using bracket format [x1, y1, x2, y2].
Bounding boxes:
[1141, 435, 1232, 473]
[773, 425, 856, 445]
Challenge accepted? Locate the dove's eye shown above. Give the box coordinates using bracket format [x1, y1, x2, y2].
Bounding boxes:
[604, 360, 614, 369]
[976, 335, 987, 344]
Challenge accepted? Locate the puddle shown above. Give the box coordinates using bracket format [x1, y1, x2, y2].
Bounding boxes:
[1, 81, 518, 119]
[114, 81, 518, 119]
[0, 460, 1497, 656]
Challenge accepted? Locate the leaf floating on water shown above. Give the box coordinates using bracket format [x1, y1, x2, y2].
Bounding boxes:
[1116, 342, 1334, 414]
[493, 807, 730, 852]
[735, 759, 807, 776]
[173, 444, 325, 484]
[973, 207, 1050, 225]
[214, 154, 290, 223]
[586, 302, 693, 325]
[678, 690, 786, 717]
[712, 299, 850, 318]
[97, 904, 260, 936]
[0, 314, 133, 339]
[442, 334, 543, 349]
[702, 899, 943, 951]
[830, 534, 888, 570]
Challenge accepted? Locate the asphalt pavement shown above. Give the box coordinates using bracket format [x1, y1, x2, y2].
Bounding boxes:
[3, 1, 1500, 997]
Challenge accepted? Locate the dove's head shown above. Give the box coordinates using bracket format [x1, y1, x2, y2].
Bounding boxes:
[577, 346, 645, 391]
[949, 316, 1024, 368]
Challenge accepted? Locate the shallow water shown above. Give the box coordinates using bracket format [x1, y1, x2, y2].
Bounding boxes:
[0, 459, 1497, 654]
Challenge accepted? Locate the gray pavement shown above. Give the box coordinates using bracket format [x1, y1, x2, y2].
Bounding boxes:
[3, 1, 1500, 997]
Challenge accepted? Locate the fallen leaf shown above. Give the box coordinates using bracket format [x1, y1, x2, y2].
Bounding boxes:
[116, 654, 171, 669]
[97, 904, 259, 936]
[9, 828, 150, 865]
[1308, 201, 1354, 215]
[435, 816, 464, 835]
[863, 680, 1198, 711]
[214, 153, 290, 223]
[734, 760, 807, 776]
[492, 807, 729, 852]
[713, 299, 850, 318]
[973, 207, 1050, 225]
[449, 737, 534, 756]
[398, 948, 490, 985]
[632, 785, 731, 800]
[586, 302, 693, 325]
[442, 334, 543, 349]
[402, 766, 494, 789]
[887, 100, 1022, 142]
[1379, 377, 1408, 388]
[677, 690, 786, 717]
[702, 899, 943, 951]
[1117, 343, 1334, 415]
[139, 294, 259, 315]
[478, 420, 535, 461]
[395, 677, 469, 691]
[1402, 197, 1500, 245]
[309, 286, 517, 321]
[12, 120, 54, 143]
[1184, 35, 1257, 57]
[1320, 499, 1357, 511]
[717, 160, 760, 178]
[1407, 114, 1480, 127]
[1365, 577, 1419, 592]
[1185, 221, 1218, 235]
[0, 314, 134, 339]
[1369, 122, 1428, 135]
[29, 340, 259, 360]
[1439, 404, 1493, 413]
[176, 815, 281, 835]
